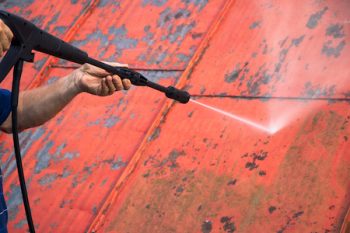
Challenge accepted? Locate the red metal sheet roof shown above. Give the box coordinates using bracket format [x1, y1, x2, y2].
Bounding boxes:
[186, 0, 350, 99]
[0, 0, 349, 232]
[94, 99, 350, 233]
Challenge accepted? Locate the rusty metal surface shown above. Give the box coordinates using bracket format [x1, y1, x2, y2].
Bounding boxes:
[96, 99, 350, 233]
[0, 0, 227, 232]
[0, 0, 349, 233]
[186, 0, 350, 99]
[2, 67, 182, 232]
[67, 0, 226, 70]
[90, 0, 350, 233]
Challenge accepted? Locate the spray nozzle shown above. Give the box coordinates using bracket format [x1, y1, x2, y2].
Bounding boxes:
[165, 86, 191, 104]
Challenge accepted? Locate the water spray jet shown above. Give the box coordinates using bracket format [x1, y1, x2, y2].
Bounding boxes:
[190, 99, 276, 134]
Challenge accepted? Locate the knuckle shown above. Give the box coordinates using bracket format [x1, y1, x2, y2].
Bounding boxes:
[8, 30, 13, 39]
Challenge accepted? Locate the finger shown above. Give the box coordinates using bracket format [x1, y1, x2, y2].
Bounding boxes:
[0, 46, 3, 57]
[106, 75, 116, 94]
[100, 78, 109, 96]
[0, 31, 10, 51]
[122, 79, 132, 90]
[3, 24, 13, 42]
[112, 75, 123, 91]
[0, 31, 9, 51]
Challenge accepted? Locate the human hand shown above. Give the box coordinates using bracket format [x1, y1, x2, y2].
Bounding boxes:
[0, 20, 13, 57]
[72, 62, 132, 96]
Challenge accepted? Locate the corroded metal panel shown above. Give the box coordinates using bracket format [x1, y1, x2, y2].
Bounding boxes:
[0, 1, 227, 232]
[186, 0, 350, 99]
[0, 0, 349, 232]
[97, 98, 350, 233]
[67, 0, 227, 69]
[91, 0, 350, 232]
[3, 67, 181, 232]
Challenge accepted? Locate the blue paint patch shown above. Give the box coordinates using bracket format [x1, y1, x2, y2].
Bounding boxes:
[110, 157, 127, 170]
[53, 26, 68, 35]
[56, 115, 64, 125]
[181, 0, 208, 10]
[62, 167, 71, 178]
[326, 24, 345, 39]
[6, 184, 22, 221]
[160, 11, 193, 44]
[98, 0, 120, 7]
[63, 152, 79, 160]
[44, 12, 60, 32]
[38, 168, 71, 186]
[142, 0, 168, 7]
[303, 82, 336, 98]
[72, 165, 95, 188]
[158, 8, 191, 27]
[34, 141, 79, 174]
[87, 119, 101, 126]
[138, 7, 197, 65]
[14, 219, 27, 229]
[142, 25, 155, 46]
[108, 25, 139, 50]
[104, 116, 120, 128]
[92, 206, 98, 215]
[0, 0, 34, 10]
[46, 76, 60, 85]
[38, 173, 58, 186]
[31, 15, 46, 27]
[322, 40, 346, 58]
[291, 35, 305, 47]
[4, 127, 46, 177]
[306, 7, 328, 29]
[249, 21, 261, 30]
[73, 25, 138, 59]
[176, 53, 191, 63]
[0, 143, 10, 159]
[72, 30, 109, 50]
[33, 57, 48, 71]
[34, 140, 54, 174]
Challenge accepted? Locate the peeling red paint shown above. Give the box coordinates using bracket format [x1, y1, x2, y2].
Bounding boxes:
[0, 0, 349, 233]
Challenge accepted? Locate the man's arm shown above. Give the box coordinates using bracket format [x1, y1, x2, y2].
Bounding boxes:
[0, 64, 131, 133]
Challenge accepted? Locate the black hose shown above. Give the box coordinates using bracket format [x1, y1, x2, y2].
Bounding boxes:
[11, 59, 36, 233]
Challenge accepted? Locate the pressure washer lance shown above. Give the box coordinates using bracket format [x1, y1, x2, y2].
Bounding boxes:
[0, 10, 190, 233]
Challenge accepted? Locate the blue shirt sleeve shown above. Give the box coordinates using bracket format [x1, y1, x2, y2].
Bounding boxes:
[0, 89, 11, 125]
